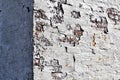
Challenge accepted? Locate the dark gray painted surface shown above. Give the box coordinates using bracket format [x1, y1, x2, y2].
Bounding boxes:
[0, 0, 33, 80]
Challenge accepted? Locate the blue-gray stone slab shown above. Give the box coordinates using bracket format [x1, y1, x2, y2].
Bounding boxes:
[0, 0, 33, 80]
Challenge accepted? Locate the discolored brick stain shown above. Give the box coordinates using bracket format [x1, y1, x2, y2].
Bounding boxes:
[107, 7, 120, 25]
[34, 0, 120, 80]
[92, 33, 96, 47]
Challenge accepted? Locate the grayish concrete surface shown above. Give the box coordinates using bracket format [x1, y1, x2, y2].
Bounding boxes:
[0, 0, 33, 80]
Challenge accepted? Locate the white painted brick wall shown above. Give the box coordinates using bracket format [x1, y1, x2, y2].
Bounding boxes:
[34, 0, 120, 80]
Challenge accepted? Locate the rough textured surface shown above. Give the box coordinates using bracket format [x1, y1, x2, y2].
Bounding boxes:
[34, 0, 120, 80]
[0, 0, 33, 80]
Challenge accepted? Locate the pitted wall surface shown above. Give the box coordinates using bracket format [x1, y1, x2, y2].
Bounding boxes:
[34, 0, 120, 80]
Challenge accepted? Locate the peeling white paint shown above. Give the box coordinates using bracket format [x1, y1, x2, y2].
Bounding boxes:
[34, 0, 120, 80]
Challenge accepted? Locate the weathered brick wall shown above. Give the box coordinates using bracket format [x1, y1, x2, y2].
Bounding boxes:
[34, 0, 120, 80]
